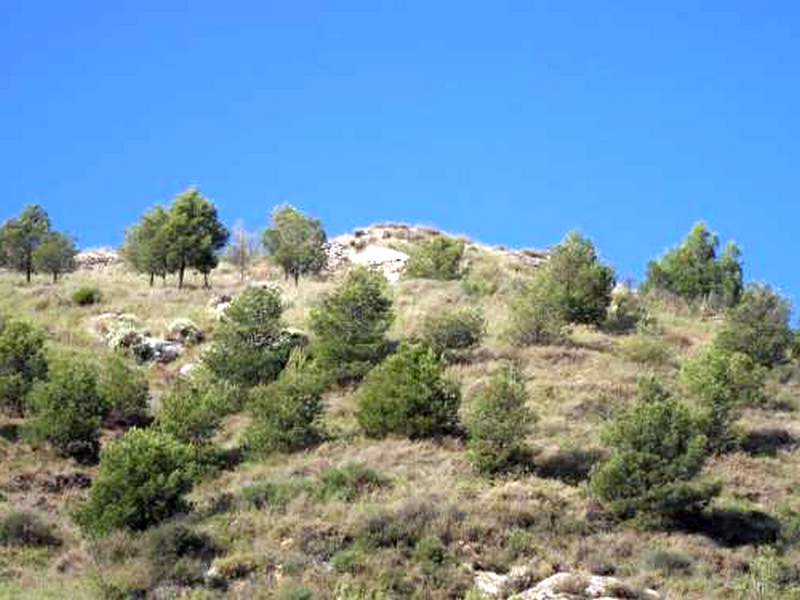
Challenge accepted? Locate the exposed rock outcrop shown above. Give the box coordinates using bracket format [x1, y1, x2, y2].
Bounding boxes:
[74, 248, 120, 270]
[474, 570, 659, 600]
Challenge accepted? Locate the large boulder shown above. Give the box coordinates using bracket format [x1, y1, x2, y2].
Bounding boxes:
[512, 573, 659, 600]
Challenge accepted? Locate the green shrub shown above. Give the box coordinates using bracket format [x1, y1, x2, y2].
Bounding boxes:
[792, 330, 800, 362]
[590, 379, 717, 521]
[72, 286, 102, 306]
[98, 354, 150, 425]
[25, 357, 109, 462]
[508, 273, 568, 345]
[467, 364, 537, 474]
[715, 284, 794, 367]
[0, 511, 60, 547]
[643, 223, 743, 308]
[509, 231, 614, 344]
[245, 350, 325, 454]
[0, 319, 47, 416]
[310, 267, 394, 381]
[413, 535, 447, 569]
[545, 231, 616, 325]
[356, 344, 460, 439]
[406, 236, 465, 280]
[318, 463, 390, 502]
[203, 286, 300, 387]
[157, 378, 235, 445]
[420, 307, 485, 357]
[682, 348, 767, 453]
[76, 428, 197, 534]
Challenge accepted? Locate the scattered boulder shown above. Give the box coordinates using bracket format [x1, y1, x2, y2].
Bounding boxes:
[91, 313, 183, 364]
[507, 572, 658, 600]
[166, 319, 204, 346]
[74, 248, 120, 270]
[208, 294, 233, 320]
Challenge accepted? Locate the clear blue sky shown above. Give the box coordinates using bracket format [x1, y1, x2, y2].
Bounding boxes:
[1, 1, 797, 311]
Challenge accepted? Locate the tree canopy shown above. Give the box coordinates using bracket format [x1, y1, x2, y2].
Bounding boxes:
[644, 223, 743, 308]
[263, 205, 327, 285]
[0, 205, 57, 282]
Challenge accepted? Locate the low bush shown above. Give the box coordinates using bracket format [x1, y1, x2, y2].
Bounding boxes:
[356, 344, 461, 439]
[420, 307, 485, 358]
[318, 463, 390, 502]
[604, 289, 647, 334]
[534, 445, 605, 485]
[644, 549, 694, 575]
[715, 284, 794, 367]
[99, 354, 150, 426]
[309, 266, 394, 381]
[146, 521, 219, 586]
[25, 357, 109, 462]
[682, 348, 767, 453]
[467, 364, 537, 474]
[405, 236, 465, 280]
[72, 286, 102, 306]
[461, 254, 502, 296]
[76, 428, 197, 534]
[616, 335, 674, 367]
[245, 350, 325, 454]
[0, 319, 48, 416]
[241, 479, 313, 511]
[0, 511, 60, 547]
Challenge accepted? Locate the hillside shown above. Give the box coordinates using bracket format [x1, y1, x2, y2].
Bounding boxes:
[1, 220, 799, 600]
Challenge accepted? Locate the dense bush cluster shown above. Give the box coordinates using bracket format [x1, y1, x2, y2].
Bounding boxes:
[263, 205, 327, 285]
[356, 344, 461, 439]
[644, 223, 743, 308]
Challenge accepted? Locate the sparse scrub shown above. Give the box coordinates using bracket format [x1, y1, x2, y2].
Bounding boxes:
[240, 479, 313, 511]
[406, 236, 465, 280]
[616, 334, 674, 367]
[356, 344, 460, 439]
[508, 273, 568, 345]
[318, 463, 390, 502]
[310, 266, 394, 381]
[605, 288, 647, 334]
[76, 428, 197, 534]
[0, 511, 60, 547]
[419, 307, 485, 358]
[467, 364, 537, 474]
[461, 254, 502, 296]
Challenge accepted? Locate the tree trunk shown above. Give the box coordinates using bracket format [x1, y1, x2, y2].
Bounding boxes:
[52, 272, 57, 283]
[149, 273, 155, 287]
[25, 266, 31, 283]
[294, 271, 300, 287]
[203, 273, 210, 289]
[178, 263, 185, 289]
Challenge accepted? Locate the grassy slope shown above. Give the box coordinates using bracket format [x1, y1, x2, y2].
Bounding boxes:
[0, 254, 799, 599]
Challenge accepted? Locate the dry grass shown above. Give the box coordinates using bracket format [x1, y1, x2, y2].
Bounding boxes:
[0, 259, 798, 598]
